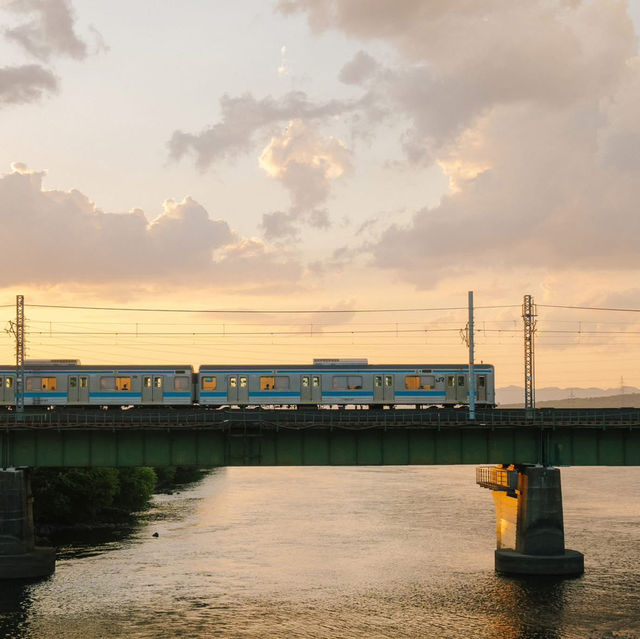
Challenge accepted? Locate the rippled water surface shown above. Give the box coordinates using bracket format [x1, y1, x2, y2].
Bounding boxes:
[1, 466, 639, 638]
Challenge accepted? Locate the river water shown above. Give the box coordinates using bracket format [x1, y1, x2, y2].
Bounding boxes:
[1, 466, 639, 639]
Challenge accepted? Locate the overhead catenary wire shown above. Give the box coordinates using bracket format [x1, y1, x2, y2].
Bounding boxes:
[26, 303, 520, 314]
[539, 304, 640, 313]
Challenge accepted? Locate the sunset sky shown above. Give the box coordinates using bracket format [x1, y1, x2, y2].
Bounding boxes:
[2, 0, 640, 390]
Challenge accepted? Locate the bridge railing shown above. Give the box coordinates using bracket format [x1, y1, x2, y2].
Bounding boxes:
[1, 406, 640, 429]
[476, 466, 520, 493]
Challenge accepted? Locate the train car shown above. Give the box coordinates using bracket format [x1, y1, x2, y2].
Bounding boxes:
[0, 361, 194, 408]
[197, 359, 495, 408]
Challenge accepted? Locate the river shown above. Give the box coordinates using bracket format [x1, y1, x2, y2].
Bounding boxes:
[1, 466, 639, 638]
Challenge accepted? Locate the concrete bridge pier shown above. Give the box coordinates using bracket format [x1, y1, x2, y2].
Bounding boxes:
[0, 468, 55, 580]
[478, 465, 584, 576]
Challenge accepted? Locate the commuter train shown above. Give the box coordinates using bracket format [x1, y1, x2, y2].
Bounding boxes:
[0, 359, 495, 409]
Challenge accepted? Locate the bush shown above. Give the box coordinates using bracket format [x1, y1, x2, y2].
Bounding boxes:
[31, 467, 157, 526]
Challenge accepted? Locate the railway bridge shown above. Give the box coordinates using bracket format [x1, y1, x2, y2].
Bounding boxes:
[2, 407, 639, 580]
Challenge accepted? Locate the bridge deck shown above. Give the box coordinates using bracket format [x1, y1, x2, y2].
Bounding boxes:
[1, 408, 639, 468]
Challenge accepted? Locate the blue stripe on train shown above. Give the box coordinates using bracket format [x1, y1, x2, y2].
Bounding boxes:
[24, 392, 67, 398]
[250, 392, 300, 398]
[395, 391, 446, 397]
[322, 391, 374, 397]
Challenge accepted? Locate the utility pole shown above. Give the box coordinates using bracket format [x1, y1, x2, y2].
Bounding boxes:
[6, 295, 25, 413]
[468, 291, 476, 421]
[15, 295, 25, 413]
[522, 294, 536, 417]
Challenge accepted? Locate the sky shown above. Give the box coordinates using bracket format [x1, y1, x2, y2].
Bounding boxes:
[1, 0, 640, 390]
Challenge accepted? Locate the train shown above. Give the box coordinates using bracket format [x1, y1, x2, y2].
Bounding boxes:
[0, 359, 495, 409]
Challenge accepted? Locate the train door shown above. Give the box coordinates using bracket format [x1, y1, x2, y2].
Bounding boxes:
[4, 377, 15, 405]
[227, 375, 248, 403]
[142, 376, 153, 403]
[384, 374, 394, 402]
[301, 375, 311, 403]
[373, 375, 384, 403]
[68, 376, 89, 404]
[301, 375, 321, 403]
[476, 375, 487, 402]
[227, 376, 238, 403]
[152, 376, 164, 403]
[446, 376, 457, 403]
[456, 374, 468, 403]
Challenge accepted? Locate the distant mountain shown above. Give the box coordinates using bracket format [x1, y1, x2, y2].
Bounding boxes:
[496, 385, 640, 406]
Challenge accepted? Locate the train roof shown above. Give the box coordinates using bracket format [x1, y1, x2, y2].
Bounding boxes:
[0, 364, 194, 371]
[198, 363, 494, 370]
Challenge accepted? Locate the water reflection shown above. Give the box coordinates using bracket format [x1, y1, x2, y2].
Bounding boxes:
[492, 575, 570, 639]
[0, 467, 637, 639]
[0, 580, 34, 639]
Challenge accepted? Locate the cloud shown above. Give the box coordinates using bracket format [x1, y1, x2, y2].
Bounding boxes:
[168, 91, 360, 170]
[260, 207, 330, 240]
[259, 119, 351, 209]
[3, 0, 89, 61]
[0, 63, 57, 104]
[0, 165, 302, 291]
[280, 0, 640, 285]
[257, 120, 349, 238]
[0, 1, 105, 106]
[338, 50, 379, 85]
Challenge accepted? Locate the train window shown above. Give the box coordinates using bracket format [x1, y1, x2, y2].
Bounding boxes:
[375, 377, 382, 388]
[174, 376, 190, 391]
[458, 376, 465, 386]
[26, 377, 42, 391]
[478, 376, 486, 387]
[26, 376, 57, 391]
[100, 376, 116, 391]
[143, 376, 152, 388]
[116, 377, 132, 391]
[420, 375, 435, 389]
[154, 377, 163, 388]
[229, 377, 237, 388]
[332, 376, 347, 390]
[202, 376, 217, 391]
[80, 377, 88, 388]
[384, 376, 393, 387]
[348, 376, 362, 390]
[5, 377, 13, 389]
[274, 376, 289, 390]
[312, 376, 320, 388]
[302, 376, 309, 388]
[239, 377, 247, 388]
[405, 376, 420, 390]
[69, 377, 77, 388]
[260, 376, 275, 390]
[447, 376, 455, 387]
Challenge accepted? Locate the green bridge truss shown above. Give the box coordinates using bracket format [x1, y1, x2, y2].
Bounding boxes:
[1, 408, 639, 467]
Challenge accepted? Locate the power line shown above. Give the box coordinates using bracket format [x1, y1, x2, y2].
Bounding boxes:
[29, 328, 464, 337]
[25, 303, 519, 314]
[539, 304, 640, 313]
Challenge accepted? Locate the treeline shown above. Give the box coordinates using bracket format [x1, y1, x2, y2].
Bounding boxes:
[31, 466, 205, 526]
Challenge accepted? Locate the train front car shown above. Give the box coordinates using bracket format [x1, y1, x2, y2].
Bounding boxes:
[196, 360, 495, 409]
[314, 360, 495, 408]
[391, 363, 495, 408]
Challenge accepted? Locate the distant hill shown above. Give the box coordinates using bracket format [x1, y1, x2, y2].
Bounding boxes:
[498, 391, 640, 409]
[496, 385, 640, 406]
